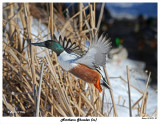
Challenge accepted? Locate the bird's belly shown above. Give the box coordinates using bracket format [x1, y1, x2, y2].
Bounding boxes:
[69, 64, 101, 84]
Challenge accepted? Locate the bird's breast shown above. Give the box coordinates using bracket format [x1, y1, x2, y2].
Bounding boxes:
[57, 51, 78, 71]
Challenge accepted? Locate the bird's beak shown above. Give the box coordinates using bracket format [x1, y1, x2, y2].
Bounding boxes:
[31, 42, 46, 47]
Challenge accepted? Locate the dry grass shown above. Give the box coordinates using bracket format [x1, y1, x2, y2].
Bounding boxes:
[2, 3, 156, 117]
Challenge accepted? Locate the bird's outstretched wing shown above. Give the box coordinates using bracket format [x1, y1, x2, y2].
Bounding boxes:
[75, 34, 111, 69]
[53, 34, 86, 56]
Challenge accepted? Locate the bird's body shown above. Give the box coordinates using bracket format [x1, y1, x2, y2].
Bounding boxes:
[32, 34, 111, 92]
[57, 50, 102, 91]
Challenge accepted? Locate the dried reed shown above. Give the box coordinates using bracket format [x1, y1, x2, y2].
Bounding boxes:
[126, 65, 132, 117]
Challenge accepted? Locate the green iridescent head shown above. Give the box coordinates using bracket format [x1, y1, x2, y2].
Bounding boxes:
[32, 40, 64, 56]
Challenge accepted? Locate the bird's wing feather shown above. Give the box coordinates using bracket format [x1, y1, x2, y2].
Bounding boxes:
[53, 34, 86, 56]
[75, 34, 111, 69]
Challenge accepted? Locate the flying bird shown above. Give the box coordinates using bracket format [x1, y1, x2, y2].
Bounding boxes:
[32, 34, 111, 92]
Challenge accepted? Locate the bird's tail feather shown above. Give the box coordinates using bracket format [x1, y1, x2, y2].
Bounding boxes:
[101, 75, 111, 89]
[96, 69, 111, 89]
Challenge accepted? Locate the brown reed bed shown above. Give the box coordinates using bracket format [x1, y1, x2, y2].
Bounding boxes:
[2, 3, 156, 117]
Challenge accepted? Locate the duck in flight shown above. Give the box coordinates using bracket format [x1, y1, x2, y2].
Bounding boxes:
[32, 33, 111, 92]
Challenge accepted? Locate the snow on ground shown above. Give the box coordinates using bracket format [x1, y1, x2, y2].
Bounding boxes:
[102, 59, 157, 117]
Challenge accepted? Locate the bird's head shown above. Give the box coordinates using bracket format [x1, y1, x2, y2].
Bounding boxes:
[32, 40, 64, 56]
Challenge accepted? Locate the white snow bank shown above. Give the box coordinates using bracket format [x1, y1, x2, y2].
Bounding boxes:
[102, 59, 157, 117]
